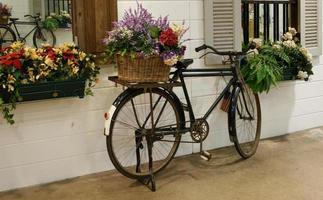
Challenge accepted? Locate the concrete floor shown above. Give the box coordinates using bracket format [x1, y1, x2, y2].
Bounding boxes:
[1, 128, 323, 200]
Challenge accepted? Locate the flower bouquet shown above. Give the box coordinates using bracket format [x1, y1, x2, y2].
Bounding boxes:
[0, 42, 100, 124]
[104, 4, 188, 82]
[0, 3, 12, 24]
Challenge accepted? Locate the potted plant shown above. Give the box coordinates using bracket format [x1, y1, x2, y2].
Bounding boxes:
[0, 42, 100, 124]
[42, 16, 60, 31]
[103, 4, 188, 83]
[0, 3, 12, 25]
[241, 28, 313, 93]
[42, 11, 72, 31]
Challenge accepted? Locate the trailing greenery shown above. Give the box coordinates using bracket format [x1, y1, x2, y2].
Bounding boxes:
[241, 44, 284, 93]
[42, 16, 59, 31]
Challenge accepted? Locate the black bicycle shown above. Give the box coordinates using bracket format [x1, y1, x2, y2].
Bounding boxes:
[0, 14, 56, 48]
[105, 44, 261, 191]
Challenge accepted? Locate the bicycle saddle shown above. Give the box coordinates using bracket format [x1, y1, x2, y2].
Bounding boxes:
[9, 18, 19, 21]
[176, 59, 193, 69]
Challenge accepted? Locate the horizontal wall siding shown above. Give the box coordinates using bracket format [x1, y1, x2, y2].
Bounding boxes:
[0, 0, 323, 192]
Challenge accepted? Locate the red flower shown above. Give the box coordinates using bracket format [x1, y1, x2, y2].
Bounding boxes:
[159, 28, 178, 47]
[63, 50, 75, 60]
[0, 51, 23, 70]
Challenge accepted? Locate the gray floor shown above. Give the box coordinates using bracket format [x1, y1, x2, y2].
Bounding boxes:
[1, 127, 323, 200]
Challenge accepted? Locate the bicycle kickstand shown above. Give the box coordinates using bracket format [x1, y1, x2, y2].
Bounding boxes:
[137, 136, 156, 191]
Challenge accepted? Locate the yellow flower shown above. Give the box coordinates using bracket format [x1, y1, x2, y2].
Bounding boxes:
[44, 56, 57, 69]
[53, 48, 62, 55]
[71, 49, 78, 54]
[7, 74, 16, 92]
[67, 59, 74, 66]
[79, 52, 86, 61]
[11, 41, 24, 49]
[60, 42, 76, 52]
[24, 47, 39, 60]
[41, 43, 52, 48]
[72, 66, 79, 74]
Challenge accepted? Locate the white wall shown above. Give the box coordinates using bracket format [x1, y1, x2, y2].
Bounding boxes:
[0, 0, 323, 192]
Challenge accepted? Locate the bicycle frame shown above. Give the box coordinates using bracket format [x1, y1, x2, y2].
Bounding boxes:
[8, 20, 40, 41]
[173, 64, 240, 125]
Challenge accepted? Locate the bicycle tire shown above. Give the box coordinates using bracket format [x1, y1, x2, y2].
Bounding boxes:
[33, 28, 56, 47]
[0, 25, 16, 48]
[228, 86, 261, 159]
[106, 88, 184, 179]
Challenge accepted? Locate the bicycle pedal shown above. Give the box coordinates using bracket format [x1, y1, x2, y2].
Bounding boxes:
[200, 151, 212, 161]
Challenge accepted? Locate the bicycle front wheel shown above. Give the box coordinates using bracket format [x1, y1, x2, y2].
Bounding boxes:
[228, 86, 261, 159]
[0, 25, 16, 48]
[33, 28, 56, 47]
[107, 88, 183, 179]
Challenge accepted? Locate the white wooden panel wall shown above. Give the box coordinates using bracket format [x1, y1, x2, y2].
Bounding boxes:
[0, 0, 323, 192]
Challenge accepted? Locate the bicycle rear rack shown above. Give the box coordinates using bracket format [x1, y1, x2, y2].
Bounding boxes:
[108, 76, 182, 89]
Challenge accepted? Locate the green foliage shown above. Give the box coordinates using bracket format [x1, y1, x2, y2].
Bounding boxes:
[42, 17, 59, 31]
[241, 48, 283, 93]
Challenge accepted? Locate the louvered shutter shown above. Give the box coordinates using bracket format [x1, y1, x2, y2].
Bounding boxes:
[204, 0, 242, 65]
[300, 0, 322, 56]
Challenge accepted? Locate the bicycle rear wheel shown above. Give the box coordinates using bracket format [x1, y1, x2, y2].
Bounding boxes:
[106, 88, 183, 179]
[33, 28, 56, 47]
[228, 85, 261, 158]
[0, 25, 16, 48]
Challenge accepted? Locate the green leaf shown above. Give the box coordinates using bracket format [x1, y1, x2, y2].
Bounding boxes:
[149, 26, 160, 39]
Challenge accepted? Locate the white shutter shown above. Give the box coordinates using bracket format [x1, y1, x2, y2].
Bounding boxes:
[300, 0, 322, 56]
[204, 0, 242, 65]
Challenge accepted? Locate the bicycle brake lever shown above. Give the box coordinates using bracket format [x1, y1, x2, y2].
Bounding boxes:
[198, 51, 215, 59]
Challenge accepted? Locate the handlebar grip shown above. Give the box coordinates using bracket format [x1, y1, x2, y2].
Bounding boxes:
[195, 44, 207, 52]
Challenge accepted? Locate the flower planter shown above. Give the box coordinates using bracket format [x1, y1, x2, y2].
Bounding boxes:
[1, 79, 86, 103]
[117, 56, 171, 83]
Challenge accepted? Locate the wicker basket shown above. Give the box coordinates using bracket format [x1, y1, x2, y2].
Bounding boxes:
[116, 55, 171, 83]
[0, 16, 9, 25]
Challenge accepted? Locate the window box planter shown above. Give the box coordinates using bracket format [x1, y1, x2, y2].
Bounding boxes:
[1, 79, 86, 103]
[0, 42, 100, 124]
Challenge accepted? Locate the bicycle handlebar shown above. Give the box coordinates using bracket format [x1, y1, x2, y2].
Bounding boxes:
[24, 14, 40, 19]
[195, 42, 256, 56]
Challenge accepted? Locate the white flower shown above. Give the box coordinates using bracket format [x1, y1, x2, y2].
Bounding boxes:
[288, 27, 297, 36]
[300, 47, 313, 61]
[273, 44, 281, 49]
[164, 56, 179, 66]
[247, 48, 259, 55]
[118, 27, 133, 38]
[250, 38, 263, 49]
[297, 71, 309, 80]
[283, 32, 293, 41]
[282, 40, 297, 48]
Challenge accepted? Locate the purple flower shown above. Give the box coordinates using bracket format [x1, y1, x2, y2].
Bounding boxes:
[118, 4, 154, 33]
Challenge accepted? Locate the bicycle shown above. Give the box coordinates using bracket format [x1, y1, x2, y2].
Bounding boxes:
[0, 14, 56, 48]
[105, 43, 261, 191]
